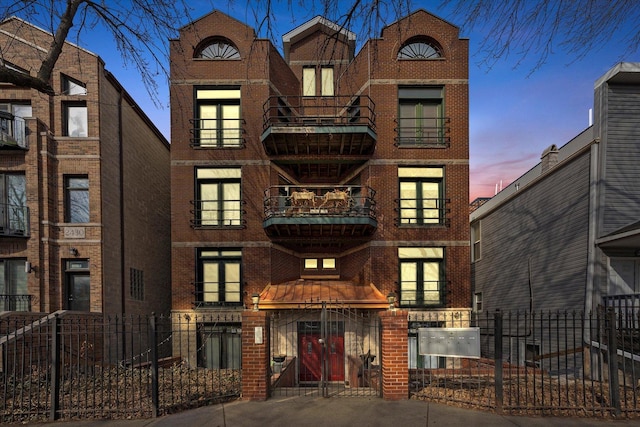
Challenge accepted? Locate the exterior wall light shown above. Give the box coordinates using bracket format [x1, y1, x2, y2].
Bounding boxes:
[69, 247, 79, 256]
[387, 292, 396, 311]
[251, 293, 260, 311]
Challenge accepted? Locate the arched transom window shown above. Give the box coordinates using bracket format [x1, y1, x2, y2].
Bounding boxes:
[197, 38, 240, 60]
[398, 39, 442, 59]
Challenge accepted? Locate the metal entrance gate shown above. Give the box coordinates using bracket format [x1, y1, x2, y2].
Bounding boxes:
[269, 302, 381, 397]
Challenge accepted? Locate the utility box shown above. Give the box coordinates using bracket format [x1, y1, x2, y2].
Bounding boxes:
[418, 327, 480, 358]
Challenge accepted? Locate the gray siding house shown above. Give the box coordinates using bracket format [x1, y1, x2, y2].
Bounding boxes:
[471, 62, 640, 321]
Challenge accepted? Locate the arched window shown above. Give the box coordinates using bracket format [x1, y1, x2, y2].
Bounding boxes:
[197, 38, 240, 60]
[398, 39, 442, 59]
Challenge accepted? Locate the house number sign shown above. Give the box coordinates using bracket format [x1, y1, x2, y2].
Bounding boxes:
[64, 227, 86, 239]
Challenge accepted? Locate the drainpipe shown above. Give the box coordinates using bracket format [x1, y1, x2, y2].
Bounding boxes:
[584, 138, 600, 344]
[117, 89, 127, 360]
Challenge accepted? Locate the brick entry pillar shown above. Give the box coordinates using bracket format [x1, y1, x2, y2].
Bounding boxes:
[379, 310, 409, 400]
[241, 310, 270, 401]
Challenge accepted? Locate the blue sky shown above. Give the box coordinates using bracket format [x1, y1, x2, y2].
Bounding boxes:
[22, 1, 637, 201]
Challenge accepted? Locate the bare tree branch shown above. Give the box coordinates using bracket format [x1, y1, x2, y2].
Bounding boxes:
[443, 0, 640, 73]
[0, 0, 412, 98]
[36, 0, 83, 92]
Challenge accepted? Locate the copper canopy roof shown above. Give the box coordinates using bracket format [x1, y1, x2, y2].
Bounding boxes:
[258, 279, 388, 309]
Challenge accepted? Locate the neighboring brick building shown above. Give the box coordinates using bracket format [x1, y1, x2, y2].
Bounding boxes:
[170, 9, 470, 389]
[0, 17, 170, 315]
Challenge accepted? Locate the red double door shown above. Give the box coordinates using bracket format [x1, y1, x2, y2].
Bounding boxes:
[298, 322, 344, 382]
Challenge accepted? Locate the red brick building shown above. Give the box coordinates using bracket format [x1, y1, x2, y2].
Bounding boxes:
[170, 9, 470, 387]
[0, 17, 171, 315]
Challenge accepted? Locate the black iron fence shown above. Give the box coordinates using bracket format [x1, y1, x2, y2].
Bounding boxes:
[0, 312, 241, 423]
[3, 308, 639, 421]
[411, 309, 640, 418]
[0, 294, 32, 312]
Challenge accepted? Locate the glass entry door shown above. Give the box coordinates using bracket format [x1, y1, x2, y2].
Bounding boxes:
[65, 259, 90, 311]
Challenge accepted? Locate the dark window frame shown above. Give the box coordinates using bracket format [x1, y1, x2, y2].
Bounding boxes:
[197, 323, 242, 369]
[196, 38, 241, 60]
[397, 86, 447, 146]
[64, 175, 89, 223]
[193, 86, 242, 148]
[194, 167, 242, 228]
[397, 38, 443, 59]
[62, 74, 87, 95]
[195, 249, 243, 307]
[398, 167, 446, 227]
[398, 248, 446, 308]
[62, 101, 88, 137]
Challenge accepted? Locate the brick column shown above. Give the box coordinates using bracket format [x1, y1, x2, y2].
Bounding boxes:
[379, 310, 409, 400]
[241, 311, 270, 401]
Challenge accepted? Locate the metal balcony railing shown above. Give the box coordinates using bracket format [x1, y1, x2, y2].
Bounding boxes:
[0, 294, 32, 311]
[193, 283, 242, 308]
[189, 117, 246, 148]
[189, 199, 245, 228]
[0, 114, 27, 149]
[262, 95, 376, 130]
[263, 185, 376, 219]
[0, 202, 30, 237]
[399, 282, 446, 308]
[394, 197, 450, 226]
[394, 117, 450, 147]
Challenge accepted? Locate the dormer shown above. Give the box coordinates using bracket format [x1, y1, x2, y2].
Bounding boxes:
[282, 16, 356, 64]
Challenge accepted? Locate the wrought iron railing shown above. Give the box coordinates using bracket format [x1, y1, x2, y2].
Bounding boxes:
[189, 117, 245, 148]
[193, 283, 243, 308]
[395, 197, 450, 226]
[412, 309, 640, 417]
[263, 185, 376, 219]
[0, 115, 27, 148]
[398, 282, 446, 307]
[0, 312, 241, 423]
[603, 293, 640, 329]
[0, 294, 32, 311]
[394, 116, 450, 147]
[189, 199, 245, 227]
[262, 95, 376, 130]
[0, 202, 30, 237]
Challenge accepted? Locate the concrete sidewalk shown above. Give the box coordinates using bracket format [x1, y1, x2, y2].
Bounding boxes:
[26, 397, 637, 427]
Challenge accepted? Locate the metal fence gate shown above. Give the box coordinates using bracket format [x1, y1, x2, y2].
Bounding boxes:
[269, 302, 381, 397]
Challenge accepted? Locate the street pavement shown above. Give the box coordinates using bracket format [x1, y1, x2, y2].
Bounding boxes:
[24, 397, 639, 426]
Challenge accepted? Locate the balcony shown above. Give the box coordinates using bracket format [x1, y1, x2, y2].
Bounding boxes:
[399, 283, 447, 308]
[263, 185, 377, 249]
[394, 117, 450, 148]
[0, 113, 27, 149]
[189, 199, 245, 228]
[193, 283, 242, 309]
[0, 203, 30, 237]
[189, 117, 246, 148]
[0, 294, 32, 312]
[261, 96, 376, 181]
[394, 197, 450, 227]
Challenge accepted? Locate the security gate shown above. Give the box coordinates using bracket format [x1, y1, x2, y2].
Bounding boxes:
[269, 302, 381, 397]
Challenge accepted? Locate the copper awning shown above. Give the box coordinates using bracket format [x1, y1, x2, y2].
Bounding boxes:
[258, 279, 388, 309]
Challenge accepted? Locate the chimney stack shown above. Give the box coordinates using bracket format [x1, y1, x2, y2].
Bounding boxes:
[541, 144, 559, 174]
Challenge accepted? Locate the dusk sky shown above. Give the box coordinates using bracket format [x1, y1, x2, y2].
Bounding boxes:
[18, 1, 638, 202]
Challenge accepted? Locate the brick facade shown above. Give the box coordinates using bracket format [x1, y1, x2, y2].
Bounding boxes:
[380, 310, 409, 400]
[241, 311, 271, 400]
[170, 9, 470, 397]
[0, 17, 170, 315]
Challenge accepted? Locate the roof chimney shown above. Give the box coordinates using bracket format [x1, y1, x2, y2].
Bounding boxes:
[540, 144, 559, 174]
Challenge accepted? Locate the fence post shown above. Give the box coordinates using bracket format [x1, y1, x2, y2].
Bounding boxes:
[149, 313, 159, 417]
[606, 308, 621, 416]
[49, 314, 60, 421]
[494, 309, 503, 414]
